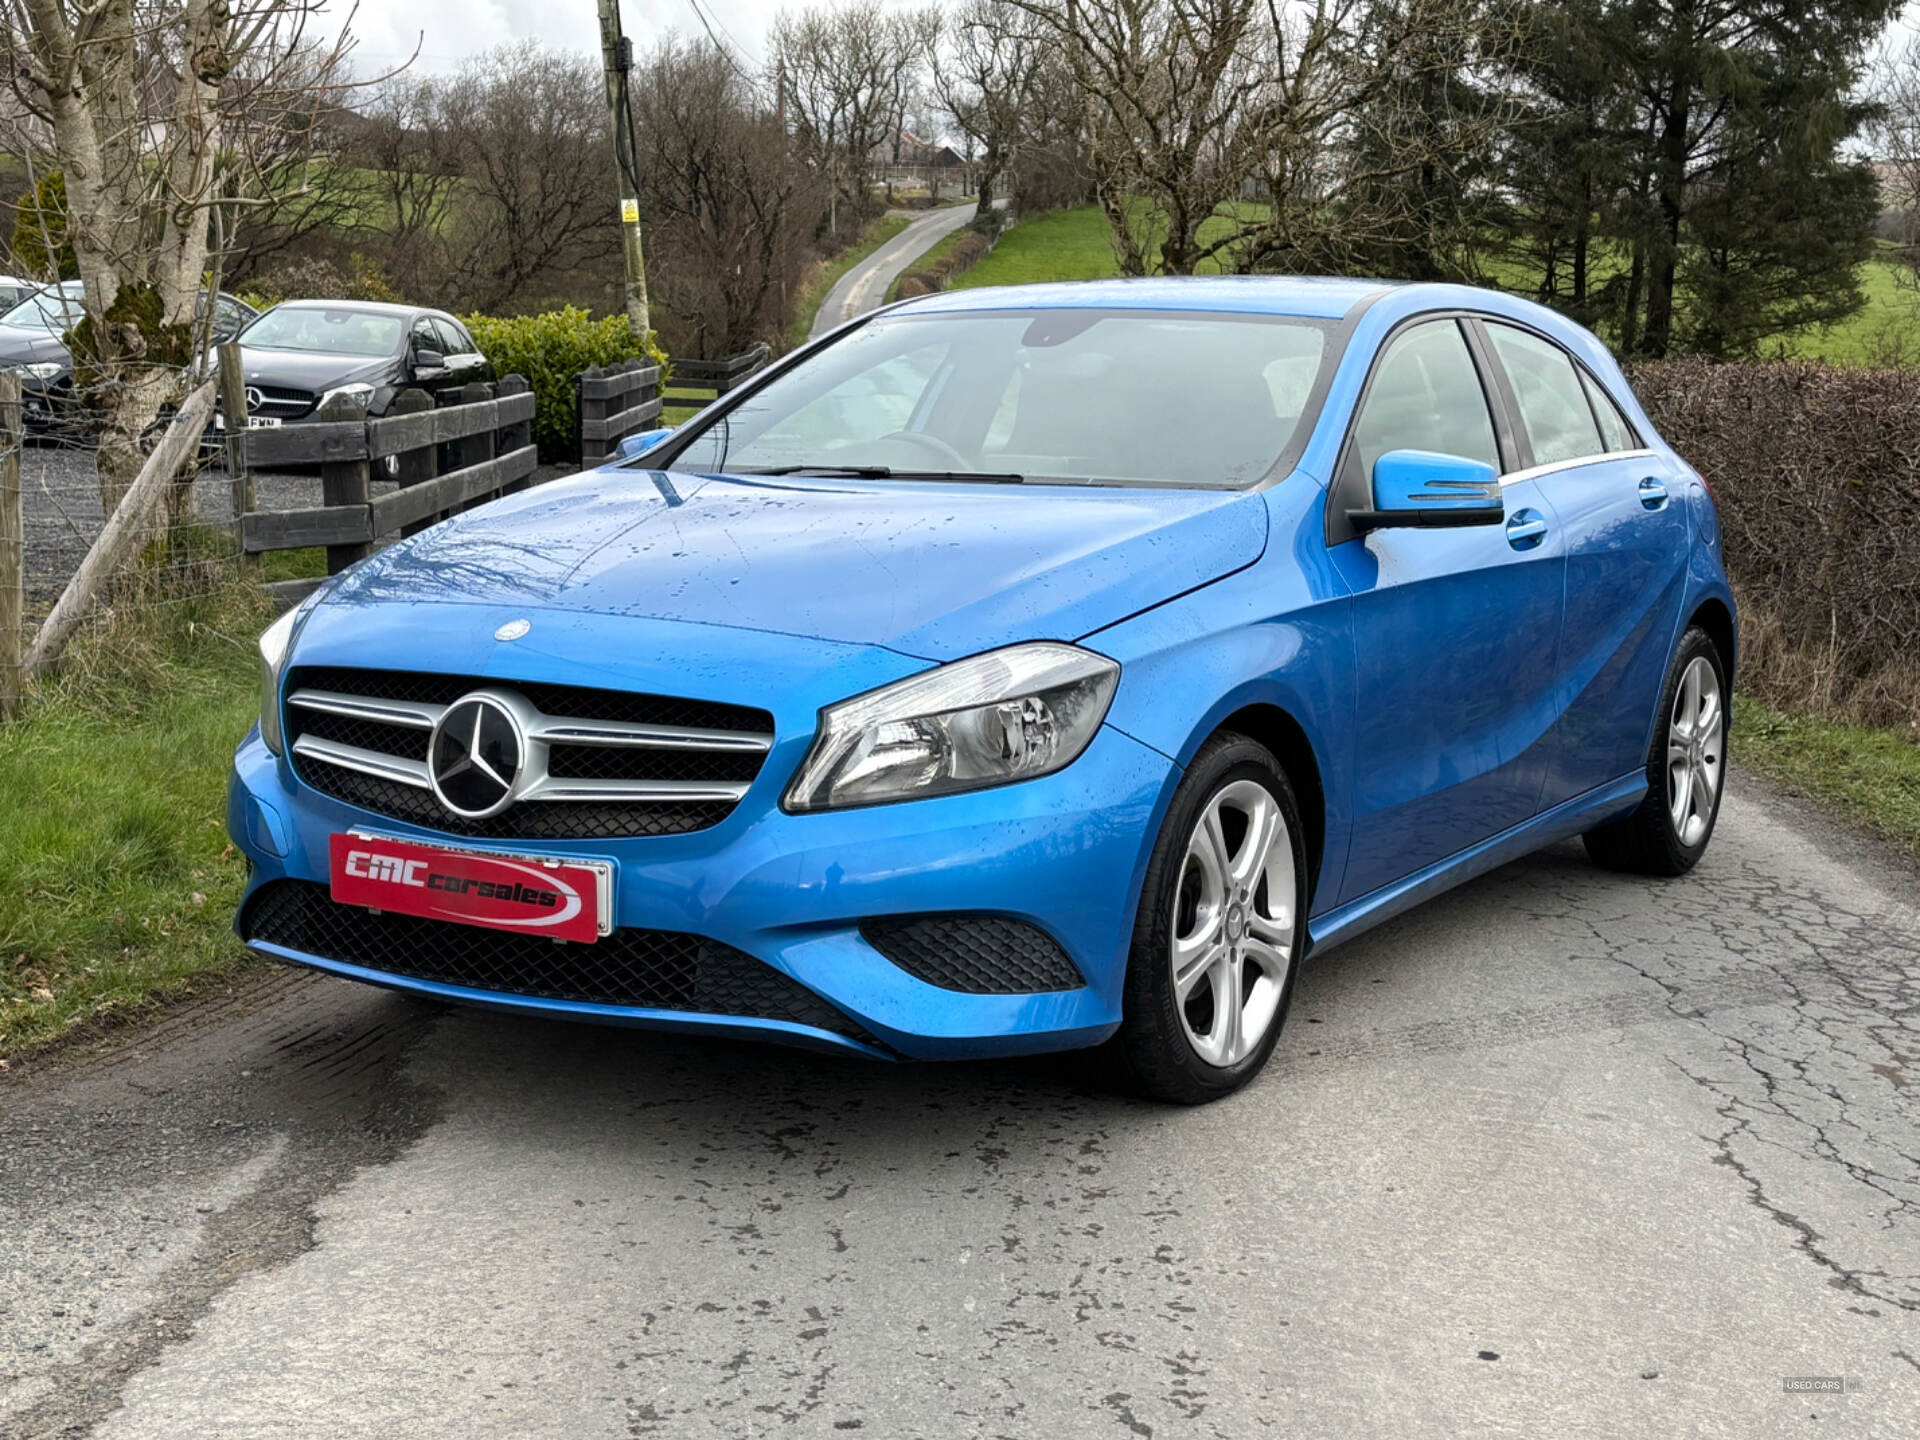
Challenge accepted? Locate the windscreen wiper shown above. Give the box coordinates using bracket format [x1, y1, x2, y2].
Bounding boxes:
[747, 464, 894, 477]
[745, 464, 1028, 484]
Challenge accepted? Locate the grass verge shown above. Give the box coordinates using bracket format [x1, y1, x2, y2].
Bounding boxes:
[788, 214, 912, 349]
[1735, 696, 1920, 861]
[0, 567, 269, 1061]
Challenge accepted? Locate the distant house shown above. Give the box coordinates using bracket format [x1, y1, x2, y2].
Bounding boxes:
[870, 130, 973, 199]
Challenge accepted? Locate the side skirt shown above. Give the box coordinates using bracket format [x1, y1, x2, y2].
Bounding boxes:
[1306, 773, 1647, 957]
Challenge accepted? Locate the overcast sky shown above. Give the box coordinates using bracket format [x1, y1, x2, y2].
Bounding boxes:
[338, 0, 1916, 79]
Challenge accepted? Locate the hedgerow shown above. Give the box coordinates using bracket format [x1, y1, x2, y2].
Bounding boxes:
[462, 308, 668, 461]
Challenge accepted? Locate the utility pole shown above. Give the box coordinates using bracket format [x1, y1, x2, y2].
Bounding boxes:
[596, 0, 652, 340]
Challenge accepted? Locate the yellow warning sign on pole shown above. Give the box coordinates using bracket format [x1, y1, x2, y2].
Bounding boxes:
[621, 198, 640, 224]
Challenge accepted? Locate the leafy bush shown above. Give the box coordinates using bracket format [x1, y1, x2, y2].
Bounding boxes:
[462, 307, 669, 461]
[13, 169, 76, 279]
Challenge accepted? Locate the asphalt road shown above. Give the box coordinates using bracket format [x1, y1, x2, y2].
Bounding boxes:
[811, 202, 1002, 338]
[4, 772, 1917, 1438]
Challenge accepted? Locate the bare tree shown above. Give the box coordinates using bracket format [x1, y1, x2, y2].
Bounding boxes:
[436, 42, 619, 313]
[934, 0, 1044, 217]
[1008, 0, 1519, 277]
[0, 0, 354, 506]
[633, 36, 825, 354]
[771, 1, 934, 234]
[1871, 33, 1920, 295]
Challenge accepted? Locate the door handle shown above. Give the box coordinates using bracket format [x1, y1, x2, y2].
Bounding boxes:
[1505, 509, 1548, 550]
[1638, 476, 1668, 510]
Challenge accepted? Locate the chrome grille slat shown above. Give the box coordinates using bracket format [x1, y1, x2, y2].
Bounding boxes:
[289, 689, 446, 730]
[520, 776, 751, 803]
[292, 734, 432, 789]
[534, 720, 772, 752]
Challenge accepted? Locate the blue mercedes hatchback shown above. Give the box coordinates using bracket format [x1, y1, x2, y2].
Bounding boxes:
[229, 278, 1736, 1102]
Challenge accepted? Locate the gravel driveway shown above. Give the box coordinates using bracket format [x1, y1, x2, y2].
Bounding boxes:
[2, 775, 1916, 1438]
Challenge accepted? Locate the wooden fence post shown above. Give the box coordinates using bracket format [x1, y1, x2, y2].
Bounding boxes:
[0, 373, 21, 720]
[26, 383, 216, 679]
[217, 341, 256, 573]
[576, 364, 604, 468]
[386, 387, 438, 537]
[317, 391, 372, 574]
[496, 375, 532, 493]
[451, 382, 495, 512]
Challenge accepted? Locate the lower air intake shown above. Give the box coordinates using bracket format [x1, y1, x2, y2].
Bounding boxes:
[244, 881, 878, 1045]
[860, 914, 1084, 994]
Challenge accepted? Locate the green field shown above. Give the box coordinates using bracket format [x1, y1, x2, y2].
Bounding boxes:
[957, 205, 1919, 366]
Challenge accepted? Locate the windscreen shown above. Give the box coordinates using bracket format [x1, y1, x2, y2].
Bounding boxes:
[240, 307, 406, 357]
[666, 309, 1333, 488]
[0, 285, 83, 332]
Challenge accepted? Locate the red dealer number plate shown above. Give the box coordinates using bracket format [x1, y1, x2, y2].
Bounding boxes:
[328, 833, 611, 944]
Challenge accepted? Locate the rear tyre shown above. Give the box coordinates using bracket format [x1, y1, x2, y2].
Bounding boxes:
[1582, 624, 1728, 876]
[1114, 734, 1308, 1104]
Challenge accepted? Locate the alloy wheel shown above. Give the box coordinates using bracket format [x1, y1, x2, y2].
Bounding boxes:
[1169, 779, 1296, 1068]
[1667, 655, 1724, 848]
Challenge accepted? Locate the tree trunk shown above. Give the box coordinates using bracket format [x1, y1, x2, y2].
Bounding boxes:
[1642, 88, 1690, 358]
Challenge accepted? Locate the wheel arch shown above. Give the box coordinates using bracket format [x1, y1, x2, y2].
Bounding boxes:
[1208, 702, 1327, 904]
[1689, 596, 1737, 690]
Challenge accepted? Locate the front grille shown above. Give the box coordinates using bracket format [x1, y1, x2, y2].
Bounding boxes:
[861, 914, 1085, 994]
[252, 384, 316, 418]
[283, 666, 775, 841]
[243, 880, 879, 1045]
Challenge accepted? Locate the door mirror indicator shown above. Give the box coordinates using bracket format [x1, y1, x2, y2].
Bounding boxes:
[410, 348, 446, 376]
[1351, 449, 1504, 532]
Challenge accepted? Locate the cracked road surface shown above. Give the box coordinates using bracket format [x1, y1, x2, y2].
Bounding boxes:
[3, 773, 1917, 1437]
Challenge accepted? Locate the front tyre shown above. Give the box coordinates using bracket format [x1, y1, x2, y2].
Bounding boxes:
[1116, 734, 1308, 1104]
[1583, 624, 1728, 876]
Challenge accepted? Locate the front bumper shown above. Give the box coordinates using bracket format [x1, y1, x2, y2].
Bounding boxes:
[228, 717, 1174, 1061]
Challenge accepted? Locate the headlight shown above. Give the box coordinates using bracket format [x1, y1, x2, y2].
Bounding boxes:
[17, 362, 62, 380]
[784, 643, 1119, 812]
[317, 382, 374, 411]
[258, 609, 298, 755]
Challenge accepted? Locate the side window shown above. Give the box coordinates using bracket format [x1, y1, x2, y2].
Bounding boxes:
[1486, 323, 1603, 467]
[213, 296, 249, 342]
[433, 317, 472, 356]
[1350, 320, 1499, 478]
[1580, 369, 1637, 452]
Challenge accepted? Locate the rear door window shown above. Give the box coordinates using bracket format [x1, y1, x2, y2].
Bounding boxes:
[1581, 370, 1638, 452]
[1485, 323, 1603, 468]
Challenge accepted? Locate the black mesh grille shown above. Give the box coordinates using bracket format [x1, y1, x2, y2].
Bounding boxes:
[284, 667, 773, 840]
[295, 708, 432, 763]
[861, 914, 1084, 994]
[543, 745, 762, 784]
[244, 881, 879, 1044]
[295, 759, 736, 841]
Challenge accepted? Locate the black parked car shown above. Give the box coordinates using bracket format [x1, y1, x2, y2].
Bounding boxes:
[220, 301, 494, 435]
[0, 282, 258, 432]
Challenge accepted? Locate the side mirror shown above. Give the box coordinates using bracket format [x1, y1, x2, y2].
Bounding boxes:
[1351, 449, 1503, 531]
[616, 426, 674, 459]
[410, 348, 446, 376]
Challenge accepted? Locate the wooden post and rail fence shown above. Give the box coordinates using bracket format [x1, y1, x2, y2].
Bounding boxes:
[0, 341, 752, 716]
[658, 345, 770, 426]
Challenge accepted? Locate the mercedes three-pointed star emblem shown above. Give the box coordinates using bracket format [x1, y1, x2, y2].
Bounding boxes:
[429, 694, 523, 818]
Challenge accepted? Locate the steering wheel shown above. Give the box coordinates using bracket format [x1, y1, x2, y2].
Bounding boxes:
[879, 429, 970, 469]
